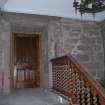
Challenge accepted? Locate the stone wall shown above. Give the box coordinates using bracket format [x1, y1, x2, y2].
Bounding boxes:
[0, 12, 104, 93]
[0, 19, 11, 94]
[2, 12, 59, 90]
[100, 20, 105, 85]
[100, 20, 105, 57]
[48, 18, 105, 85]
[0, 13, 52, 93]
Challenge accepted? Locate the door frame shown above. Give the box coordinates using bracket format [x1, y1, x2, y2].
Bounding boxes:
[10, 32, 43, 89]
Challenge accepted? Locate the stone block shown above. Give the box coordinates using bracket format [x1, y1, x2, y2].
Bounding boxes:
[96, 53, 104, 61]
[71, 27, 81, 33]
[84, 33, 100, 38]
[82, 62, 101, 70]
[96, 37, 103, 44]
[69, 32, 80, 38]
[77, 45, 92, 51]
[63, 25, 70, 30]
[75, 54, 90, 62]
[80, 37, 96, 44]
[94, 45, 102, 51]
[63, 31, 69, 38]
[64, 44, 75, 52]
[65, 38, 78, 45]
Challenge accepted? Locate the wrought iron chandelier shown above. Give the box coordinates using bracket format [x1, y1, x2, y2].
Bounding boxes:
[73, 0, 105, 17]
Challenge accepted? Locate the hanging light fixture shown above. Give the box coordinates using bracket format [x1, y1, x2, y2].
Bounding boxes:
[0, 0, 8, 16]
[73, 0, 105, 18]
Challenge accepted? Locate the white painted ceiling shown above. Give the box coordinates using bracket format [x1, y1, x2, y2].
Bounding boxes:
[1, 0, 105, 21]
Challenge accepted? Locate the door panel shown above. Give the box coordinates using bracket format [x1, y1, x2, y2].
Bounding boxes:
[13, 33, 40, 88]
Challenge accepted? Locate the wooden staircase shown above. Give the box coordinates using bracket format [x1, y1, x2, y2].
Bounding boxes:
[51, 55, 105, 105]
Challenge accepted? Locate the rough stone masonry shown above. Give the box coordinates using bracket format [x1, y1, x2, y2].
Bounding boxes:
[48, 18, 105, 86]
[0, 12, 104, 94]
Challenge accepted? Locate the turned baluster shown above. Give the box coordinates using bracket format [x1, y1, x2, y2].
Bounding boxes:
[63, 64, 68, 91]
[72, 72, 76, 94]
[67, 64, 71, 91]
[70, 63, 78, 103]
[61, 65, 65, 89]
[75, 70, 81, 104]
[85, 81, 92, 105]
[52, 65, 56, 87]
[92, 91, 99, 105]
[57, 65, 62, 89]
[80, 76, 86, 105]
[55, 65, 60, 89]
[65, 63, 71, 91]
[93, 96, 98, 105]
[69, 62, 74, 93]
[53, 65, 58, 88]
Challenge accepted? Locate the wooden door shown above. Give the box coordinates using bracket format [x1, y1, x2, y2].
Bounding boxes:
[12, 33, 42, 88]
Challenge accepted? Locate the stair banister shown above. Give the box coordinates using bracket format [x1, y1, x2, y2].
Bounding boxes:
[51, 55, 105, 105]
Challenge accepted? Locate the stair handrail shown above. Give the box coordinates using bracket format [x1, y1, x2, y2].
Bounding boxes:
[51, 55, 105, 105]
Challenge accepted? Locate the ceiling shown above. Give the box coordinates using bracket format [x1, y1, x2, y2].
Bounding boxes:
[1, 0, 105, 21]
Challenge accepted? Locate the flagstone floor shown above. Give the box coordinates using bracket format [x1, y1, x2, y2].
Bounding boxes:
[0, 88, 70, 105]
